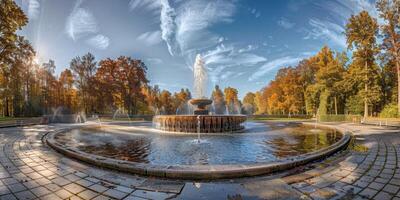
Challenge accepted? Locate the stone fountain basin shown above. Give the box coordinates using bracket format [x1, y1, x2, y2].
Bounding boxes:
[153, 115, 247, 133]
[44, 123, 351, 180]
[188, 98, 213, 107]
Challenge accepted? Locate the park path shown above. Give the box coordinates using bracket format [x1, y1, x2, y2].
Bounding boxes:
[0, 123, 398, 199]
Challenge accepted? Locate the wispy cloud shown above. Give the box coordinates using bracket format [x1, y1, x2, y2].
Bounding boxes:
[66, 6, 98, 40]
[137, 30, 162, 46]
[203, 44, 267, 83]
[277, 17, 295, 29]
[66, 0, 110, 49]
[129, 0, 161, 15]
[249, 56, 304, 81]
[304, 18, 346, 48]
[160, 0, 177, 55]
[86, 34, 109, 50]
[317, 0, 378, 22]
[26, 0, 40, 20]
[147, 58, 163, 65]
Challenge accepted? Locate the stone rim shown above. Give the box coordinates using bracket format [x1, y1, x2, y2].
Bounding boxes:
[45, 123, 351, 180]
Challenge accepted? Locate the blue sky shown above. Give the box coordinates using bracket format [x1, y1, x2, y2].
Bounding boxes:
[16, 0, 378, 99]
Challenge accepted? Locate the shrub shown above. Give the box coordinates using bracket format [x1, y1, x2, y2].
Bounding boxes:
[380, 103, 398, 118]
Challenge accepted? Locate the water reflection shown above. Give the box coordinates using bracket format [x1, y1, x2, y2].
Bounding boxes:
[54, 122, 341, 165]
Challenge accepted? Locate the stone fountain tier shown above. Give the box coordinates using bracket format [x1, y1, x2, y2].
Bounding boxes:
[189, 98, 213, 115]
[153, 115, 247, 133]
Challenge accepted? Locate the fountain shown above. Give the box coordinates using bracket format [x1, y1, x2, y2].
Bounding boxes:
[153, 54, 246, 133]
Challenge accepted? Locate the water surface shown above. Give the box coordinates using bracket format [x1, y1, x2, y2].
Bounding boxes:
[54, 122, 341, 165]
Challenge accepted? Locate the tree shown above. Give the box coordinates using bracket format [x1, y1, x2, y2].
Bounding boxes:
[242, 92, 256, 114]
[211, 85, 226, 114]
[377, 0, 400, 114]
[70, 53, 97, 114]
[224, 87, 241, 114]
[345, 11, 380, 118]
[0, 0, 28, 71]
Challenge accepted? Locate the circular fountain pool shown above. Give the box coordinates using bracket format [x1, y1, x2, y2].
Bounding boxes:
[46, 121, 350, 179]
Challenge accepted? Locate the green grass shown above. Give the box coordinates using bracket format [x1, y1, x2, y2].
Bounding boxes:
[0, 117, 29, 122]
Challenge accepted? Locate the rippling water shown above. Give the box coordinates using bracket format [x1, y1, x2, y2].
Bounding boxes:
[54, 122, 342, 165]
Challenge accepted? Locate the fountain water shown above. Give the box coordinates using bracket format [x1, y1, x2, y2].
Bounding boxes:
[193, 54, 207, 99]
[112, 108, 132, 124]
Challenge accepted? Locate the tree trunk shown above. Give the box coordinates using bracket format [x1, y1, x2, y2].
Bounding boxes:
[334, 96, 337, 115]
[397, 60, 400, 115]
[364, 60, 368, 119]
[5, 98, 9, 117]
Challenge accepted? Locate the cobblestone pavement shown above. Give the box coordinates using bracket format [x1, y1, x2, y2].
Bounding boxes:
[0, 123, 398, 199]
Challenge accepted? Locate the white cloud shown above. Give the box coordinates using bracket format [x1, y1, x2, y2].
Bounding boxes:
[277, 17, 295, 29]
[66, 6, 98, 40]
[315, 0, 381, 24]
[305, 18, 346, 48]
[160, 0, 177, 55]
[86, 34, 109, 50]
[26, 0, 40, 20]
[175, 0, 235, 54]
[249, 56, 304, 81]
[202, 44, 267, 83]
[147, 58, 163, 65]
[137, 31, 162, 45]
[129, 0, 161, 15]
[238, 45, 257, 53]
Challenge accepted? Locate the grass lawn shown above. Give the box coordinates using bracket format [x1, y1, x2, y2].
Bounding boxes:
[0, 117, 30, 122]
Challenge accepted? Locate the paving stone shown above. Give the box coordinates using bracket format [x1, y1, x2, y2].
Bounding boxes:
[383, 184, 400, 194]
[104, 188, 127, 199]
[77, 189, 99, 199]
[40, 193, 62, 200]
[0, 194, 17, 200]
[89, 184, 108, 193]
[30, 186, 51, 197]
[52, 177, 71, 186]
[75, 178, 94, 187]
[44, 183, 61, 192]
[359, 188, 378, 198]
[64, 183, 85, 194]
[55, 189, 73, 199]
[8, 182, 27, 193]
[92, 194, 114, 200]
[373, 191, 392, 200]
[14, 190, 36, 200]
[368, 182, 385, 190]
[309, 188, 339, 200]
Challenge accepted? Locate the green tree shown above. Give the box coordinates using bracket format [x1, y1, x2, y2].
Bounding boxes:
[345, 11, 381, 118]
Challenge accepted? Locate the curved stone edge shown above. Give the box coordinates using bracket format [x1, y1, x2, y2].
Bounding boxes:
[44, 123, 351, 180]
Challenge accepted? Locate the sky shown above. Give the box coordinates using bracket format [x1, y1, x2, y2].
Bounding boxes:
[15, 0, 379, 99]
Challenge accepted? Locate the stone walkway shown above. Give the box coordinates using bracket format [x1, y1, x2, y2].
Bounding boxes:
[0, 123, 398, 199]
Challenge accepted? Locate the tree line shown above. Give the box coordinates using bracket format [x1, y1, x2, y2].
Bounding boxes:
[242, 1, 400, 118]
[2, 0, 400, 118]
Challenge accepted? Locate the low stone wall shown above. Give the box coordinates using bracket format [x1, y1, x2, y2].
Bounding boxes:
[43, 114, 86, 124]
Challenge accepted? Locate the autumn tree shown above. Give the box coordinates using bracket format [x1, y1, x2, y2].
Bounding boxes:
[345, 11, 381, 118]
[242, 92, 257, 114]
[70, 53, 97, 114]
[211, 85, 226, 114]
[224, 87, 241, 114]
[377, 0, 400, 114]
